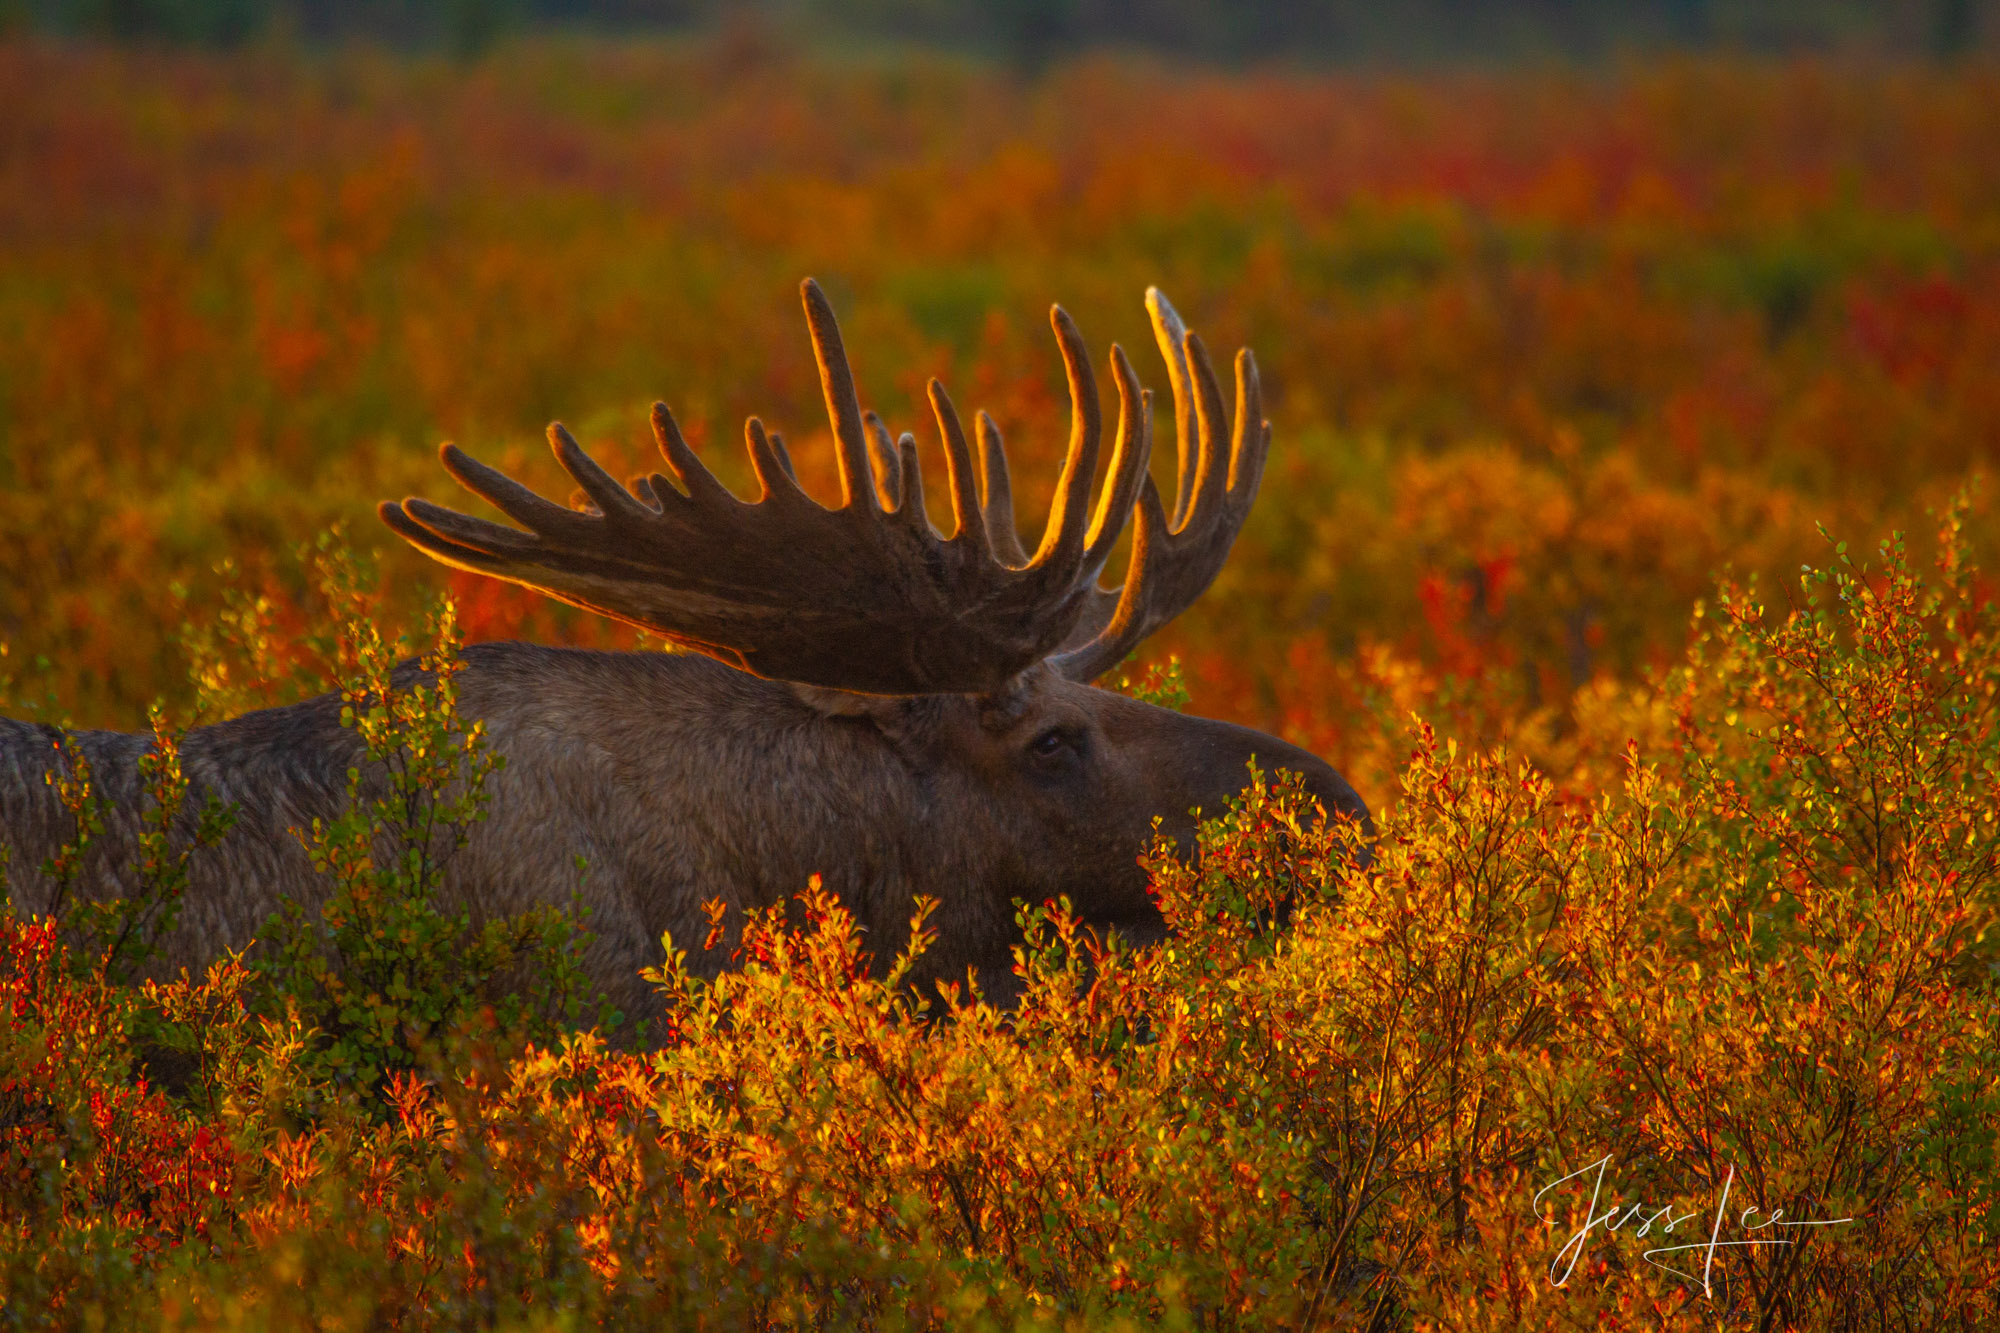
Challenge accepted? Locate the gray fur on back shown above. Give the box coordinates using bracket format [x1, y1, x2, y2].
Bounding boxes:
[4, 640, 1368, 1029]
[3, 644, 1022, 1024]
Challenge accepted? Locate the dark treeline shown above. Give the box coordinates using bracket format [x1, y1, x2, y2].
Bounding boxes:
[5, 0, 1994, 65]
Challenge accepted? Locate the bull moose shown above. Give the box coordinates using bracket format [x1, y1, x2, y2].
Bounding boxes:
[1, 280, 1367, 1019]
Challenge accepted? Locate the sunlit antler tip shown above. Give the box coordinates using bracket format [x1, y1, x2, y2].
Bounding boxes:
[388, 279, 1259, 693]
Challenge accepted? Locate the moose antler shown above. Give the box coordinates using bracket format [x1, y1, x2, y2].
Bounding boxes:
[381, 279, 1147, 694]
[381, 281, 1265, 695]
[1050, 289, 1271, 683]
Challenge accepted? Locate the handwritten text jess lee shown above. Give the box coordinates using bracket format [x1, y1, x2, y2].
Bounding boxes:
[1535, 1156, 1854, 1297]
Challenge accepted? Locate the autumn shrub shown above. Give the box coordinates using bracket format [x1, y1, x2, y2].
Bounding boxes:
[1369, 500, 2000, 1329]
[3, 46, 1997, 734]
[1, 502, 1995, 1329]
[4, 38, 2000, 1331]
[3, 532, 618, 1124]
[240, 535, 618, 1101]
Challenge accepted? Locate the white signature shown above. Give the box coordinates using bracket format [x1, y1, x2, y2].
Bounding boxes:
[1534, 1155, 1854, 1296]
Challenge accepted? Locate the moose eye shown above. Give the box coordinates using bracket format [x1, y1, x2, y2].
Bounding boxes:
[1029, 728, 1074, 760]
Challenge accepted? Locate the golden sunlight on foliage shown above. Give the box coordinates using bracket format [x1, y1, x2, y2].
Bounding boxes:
[2, 44, 1997, 749]
[3, 37, 1999, 1331]
[5, 501, 1997, 1327]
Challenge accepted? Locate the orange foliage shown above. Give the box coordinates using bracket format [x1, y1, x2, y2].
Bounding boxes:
[8, 513, 1999, 1326]
[4, 38, 2000, 1328]
[0, 43, 1996, 742]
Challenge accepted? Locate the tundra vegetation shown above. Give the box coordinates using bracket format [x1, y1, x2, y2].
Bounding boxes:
[3, 40, 2000, 1332]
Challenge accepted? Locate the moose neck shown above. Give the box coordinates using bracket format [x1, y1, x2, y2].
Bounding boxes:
[443, 644, 1020, 1000]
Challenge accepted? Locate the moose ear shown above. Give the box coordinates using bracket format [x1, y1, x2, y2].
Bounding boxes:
[787, 683, 920, 734]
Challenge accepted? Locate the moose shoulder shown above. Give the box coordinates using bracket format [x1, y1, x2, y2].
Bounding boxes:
[2, 281, 1368, 1020]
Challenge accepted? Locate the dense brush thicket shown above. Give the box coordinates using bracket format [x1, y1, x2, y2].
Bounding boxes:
[4, 504, 1998, 1328]
[3, 45, 1999, 1329]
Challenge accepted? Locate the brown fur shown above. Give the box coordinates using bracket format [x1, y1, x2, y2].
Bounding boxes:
[3, 642, 1365, 1021]
[6, 284, 1369, 1032]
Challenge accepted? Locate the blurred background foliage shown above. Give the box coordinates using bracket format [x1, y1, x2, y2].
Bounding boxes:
[0, 28, 1997, 818]
[4, 20, 2000, 1324]
[4, 0, 1998, 64]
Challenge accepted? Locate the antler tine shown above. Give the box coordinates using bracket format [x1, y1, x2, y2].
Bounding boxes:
[1181, 333, 1231, 534]
[927, 379, 985, 553]
[1022, 305, 1103, 585]
[863, 411, 902, 511]
[1051, 289, 1272, 684]
[1049, 475, 1170, 683]
[435, 441, 584, 534]
[744, 417, 810, 506]
[1081, 343, 1152, 581]
[1228, 349, 1271, 512]
[549, 423, 656, 525]
[384, 490, 541, 567]
[1146, 287, 1199, 530]
[766, 430, 799, 485]
[649, 401, 733, 507]
[891, 431, 931, 533]
[801, 278, 879, 515]
[975, 411, 1029, 567]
